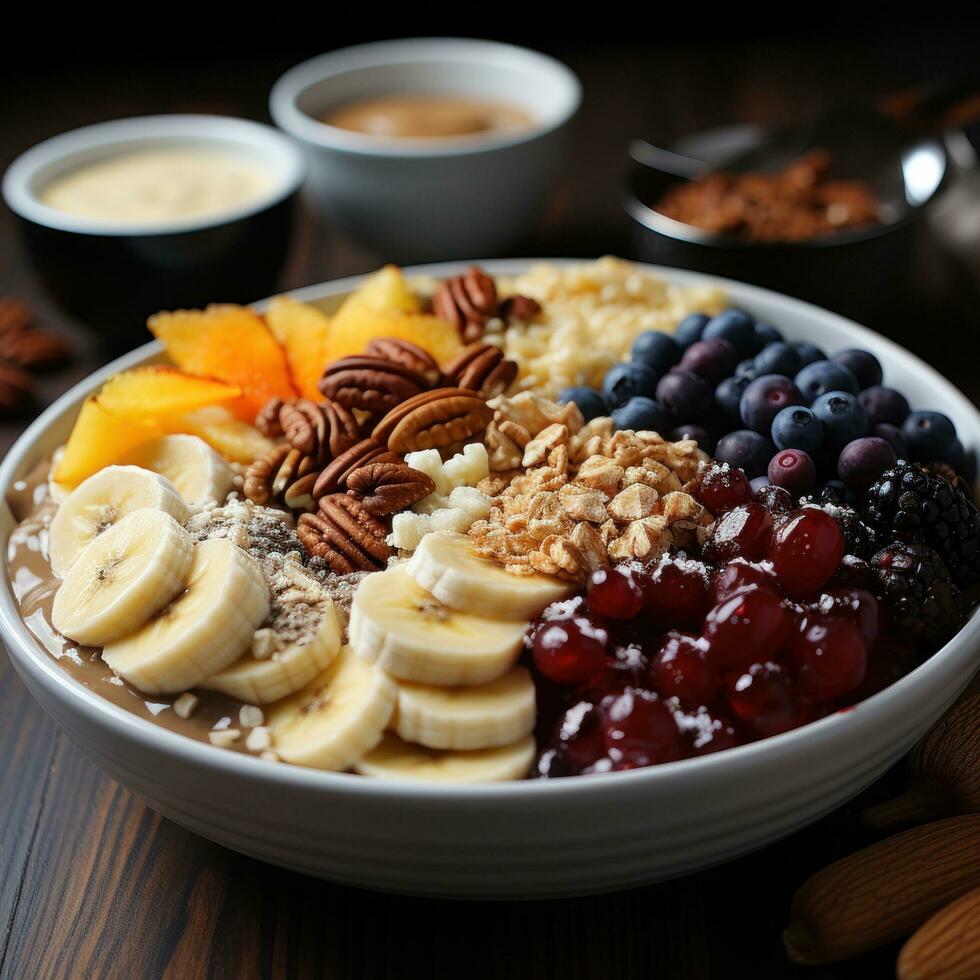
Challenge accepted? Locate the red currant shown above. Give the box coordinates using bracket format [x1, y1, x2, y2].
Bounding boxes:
[822, 588, 881, 649]
[641, 557, 710, 630]
[532, 616, 608, 685]
[767, 507, 845, 597]
[587, 566, 643, 619]
[651, 632, 719, 706]
[678, 707, 739, 755]
[789, 614, 867, 703]
[712, 559, 776, 603]
[554, 700, 606, 772]
[703, 503, 773, 563]
[725, 661, 809, 738]
[697, 463, 752, 513]
[702, 586, 792, 670]
[602, 688, 682, 767]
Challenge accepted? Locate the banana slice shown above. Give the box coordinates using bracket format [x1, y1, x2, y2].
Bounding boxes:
[102, 537, 269, 695]
[48, 465, 190, 577]
[122, 434, 234, 508]
[202, 559, 342, 704]
[406, 531, 573, 621]
[51, 508, 194, 646]
[265, 646, 397, 771]
[394, 666, 536, 751]
[356, 732, 535, 783]
[349, 564, 527, 686]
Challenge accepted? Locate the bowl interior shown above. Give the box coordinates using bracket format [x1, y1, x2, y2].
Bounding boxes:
[3, 260, 980, 800]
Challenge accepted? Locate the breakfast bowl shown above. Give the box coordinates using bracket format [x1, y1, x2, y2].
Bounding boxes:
[2, 115, 305, 338]
[624, 125, 948, 322]
[269, 39, 580, 262]
[2, 260, 979, 899]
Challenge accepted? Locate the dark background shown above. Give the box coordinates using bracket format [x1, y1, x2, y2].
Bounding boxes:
[2, 23, 980, 979]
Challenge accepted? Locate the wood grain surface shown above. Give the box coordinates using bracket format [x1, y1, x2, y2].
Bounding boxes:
[2, 38, 979, 979]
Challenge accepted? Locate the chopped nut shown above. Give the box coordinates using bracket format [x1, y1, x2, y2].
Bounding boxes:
[485, 421, 523, 471]
[246, 726, 272, 752]
[558, 483, 609, 523]
[239, 704, 265, 729]
[209, 728, 242, 748]
[576, 456, 625, 497]
[659, 490, 709, 525]
[570, 521, 610, 572]
[608, 483, 659, 522]
[173, 692, 199, 720]
[523, 423, 569, 467]
[498, 419, 531, 448]
[609, 516, 670, 561]
[252, 628, 280, 660]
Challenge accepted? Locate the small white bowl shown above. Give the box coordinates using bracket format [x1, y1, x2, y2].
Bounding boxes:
[269, 40, 581, 261]
[3, 261, 979, 899]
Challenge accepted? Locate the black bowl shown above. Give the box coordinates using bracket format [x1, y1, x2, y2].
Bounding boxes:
[3, 115, 305, 345]
[623, 124, 948, 322]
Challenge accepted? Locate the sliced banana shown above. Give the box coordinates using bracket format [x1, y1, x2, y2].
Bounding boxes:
[406, 531, 573, 621]
[356, 732, 535, 783]
[202, 559, 342, 704]
[265, 646, 397, 771]
[102, 537, 269, 695]
[122, 434, 234, 508]
[51, 508, 193, 646]
[349, 564, 527, 686]
[394, 665, 536, 751]
[48, 465, 190, 577]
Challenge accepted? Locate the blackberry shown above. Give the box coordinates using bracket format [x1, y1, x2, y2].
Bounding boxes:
[805, 486, 875, 558]
[864, 462, 980, 588]
[870, 542, 965, 646]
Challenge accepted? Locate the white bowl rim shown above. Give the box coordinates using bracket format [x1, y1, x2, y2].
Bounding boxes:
[2, 114, 307, 238]
[269, 38, 582, 159]
[3, 259, 980, 802]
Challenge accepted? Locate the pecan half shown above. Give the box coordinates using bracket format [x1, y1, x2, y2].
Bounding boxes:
[371, 387, 493, 454]
[346, 462, 435, 515]
[442, 343, 517, 398]
[312, 438, 400, 499]
[280, 398, 359, 463]
[318, 356, 429, 416]
[498, 295, 542, 323]
[297, 494, 393, 574]
[0, 298, 32, 336]
[255, 397, 286, 437]
[244, 446, 320, 512]
[0, 329, 71, 370]
[364, 337, 442, 386]
[432, 266, 497, 343]
[0, 361, 34, 415]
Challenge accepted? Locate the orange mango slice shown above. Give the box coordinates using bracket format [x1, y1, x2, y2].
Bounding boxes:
[264, 296, 332, 401]
[98, 365, 241, 421]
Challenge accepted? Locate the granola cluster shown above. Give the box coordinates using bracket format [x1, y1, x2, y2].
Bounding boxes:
[469, 394, 712, 582]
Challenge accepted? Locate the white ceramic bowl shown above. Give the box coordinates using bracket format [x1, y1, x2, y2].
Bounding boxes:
[3, 261, 979, 900]
[269, 40, 581, 261]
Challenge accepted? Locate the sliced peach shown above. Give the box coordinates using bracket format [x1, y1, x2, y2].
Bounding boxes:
[176, 406, 276, 464]
[340, 264, 422, 316]
[54, 396, 162, 487]
[148, 305, 297, 421]
[98, 365, 241, 422]
[264, 296, 332, 401]
[325, 308, 461, 366]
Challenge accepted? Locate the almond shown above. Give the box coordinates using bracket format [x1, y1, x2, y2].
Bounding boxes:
[784, 814, 980, 964]
[863, 693, 980, 829]
[898, 884, 980, 979]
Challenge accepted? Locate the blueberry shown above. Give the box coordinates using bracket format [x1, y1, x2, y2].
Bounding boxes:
[768, 448, 816, 496]
[838, 437, 898, 493]
[602, 362, 659, 410]
[772, 405, 824, 454]
[715, 430, 775, 479]
[794, 342, 826, 368]
[873, 423, 908, 460]
[715, 375, 750, 421]
[944, 436, 967, 473]
[811, 391, 869, 450]
[702, 309, 756, 354]
[832, 349, 882, 390]
[631, 331, 681, 375]
[753, 341, 802, 378]
[670, 423, 715, 454]
[754, 323, 783, 345]
[859, 386, 910, 427]
[611, 396, 669, 434]
[740, 374, 806, 434]
[558, 385, 608, 423]
[796, 360, 860, 400]
[655, 370, 711, 420]
[901, 410, 957, 462]
[735, 359, 759, 381]
[679, 338, 739, 384]
[675, 313, 710, 349]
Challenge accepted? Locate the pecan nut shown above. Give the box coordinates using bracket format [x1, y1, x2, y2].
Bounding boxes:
[297, 494, 393, 574]
[442, 342, 517, 398]
[280, 398, 360, 463]
[346, 462, 436, 515]
[0, 329, 71, 370]
[255, 397, 286, 437]
[318, 356, 429, 416]
[0, 298, 32, 336]
[312, 438, 400, 499]
[244, 446, 320, 512]
[371, 387, 493, 454]
[0, 361, 34, 415]
[432, 266, 498, 343]
[498, 295, 542, 323]
[364, 337, 442, 386]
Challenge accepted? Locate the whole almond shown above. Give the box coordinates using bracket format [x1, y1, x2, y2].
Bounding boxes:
[784, 814, 980, 964]
[898, 884, 980, 979]
[863, 693, 980, 829]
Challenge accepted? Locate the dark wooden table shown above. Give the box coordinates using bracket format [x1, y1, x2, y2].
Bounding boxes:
[3, 38, 979, 979]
